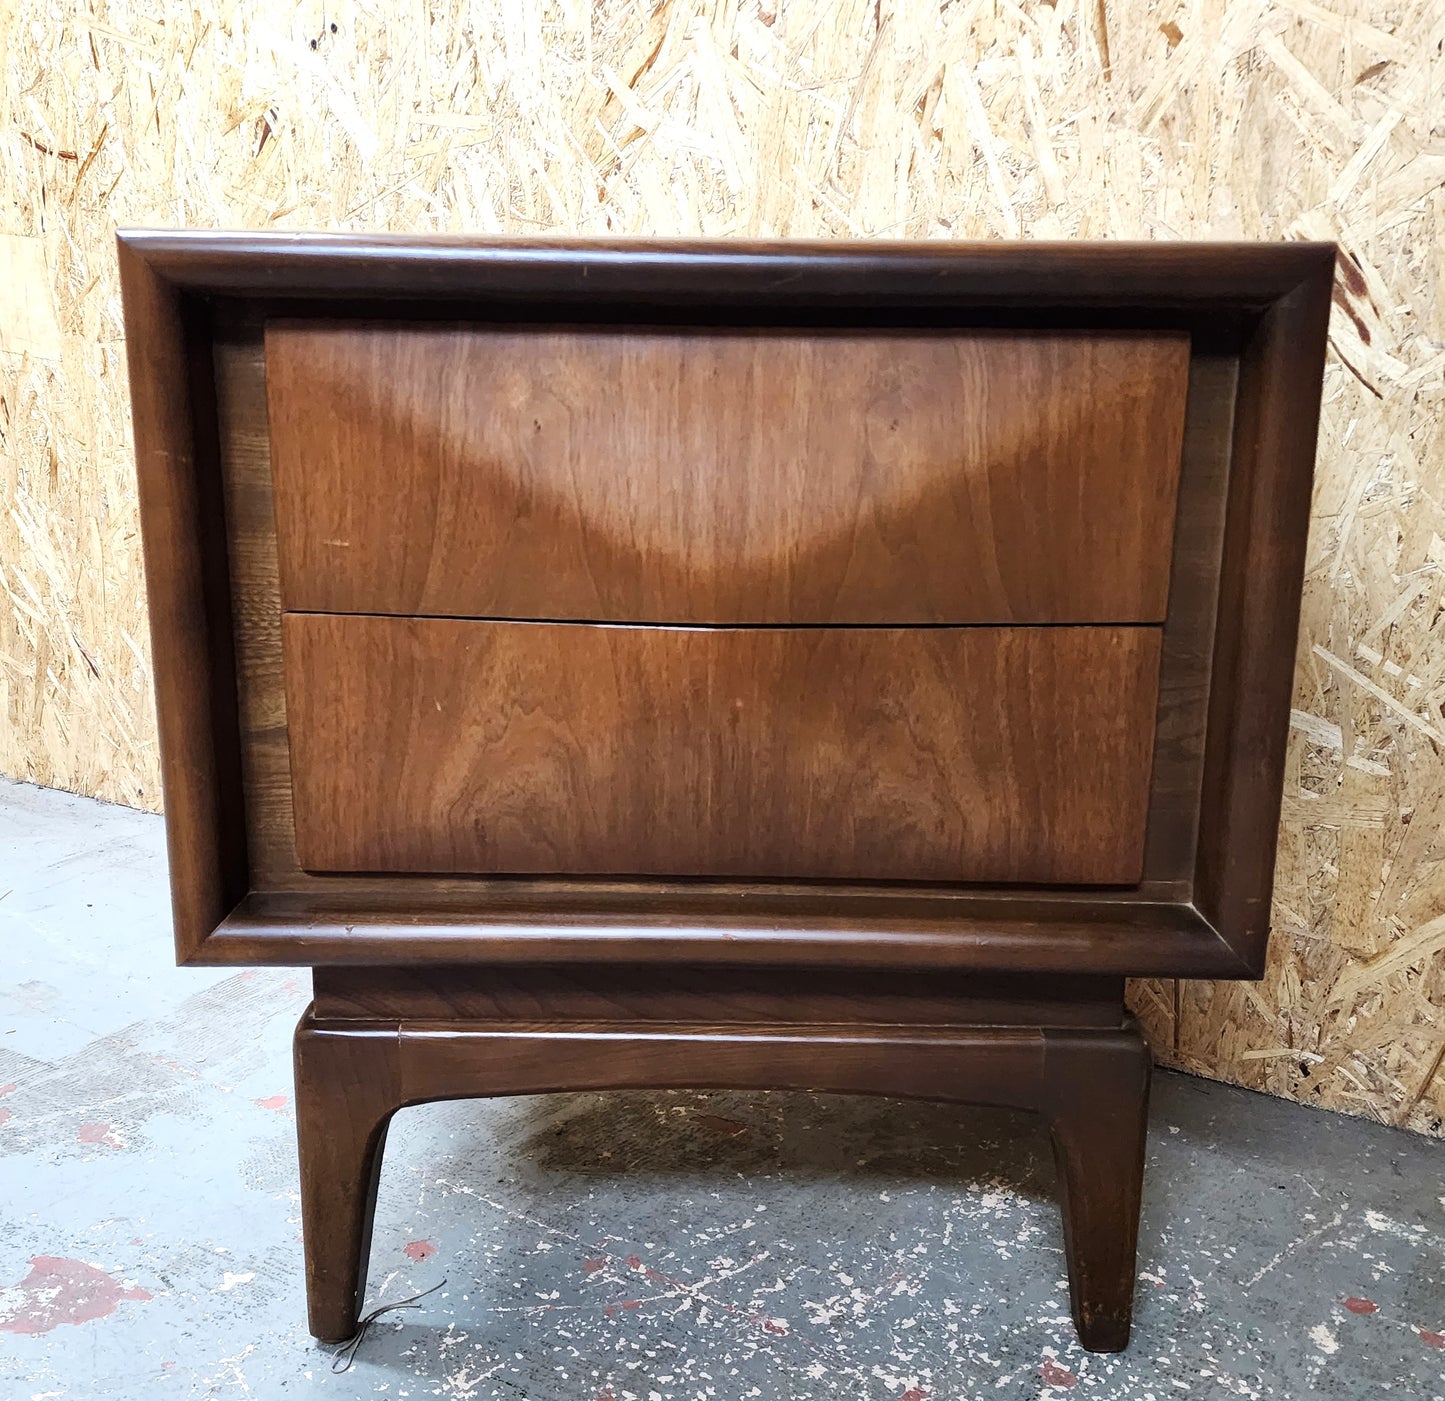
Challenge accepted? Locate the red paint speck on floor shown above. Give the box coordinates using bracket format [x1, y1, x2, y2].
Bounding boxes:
[760, 1317, 788, 1335]
[900, 1389, 930, 1401]
[0, 1084, 16, 1096]
[1420, 1330, 1445, 1348]
[626, 1254, 643, 1270]
[254, 1095, 288, 1111]
[0, 1108, 11, 1128]
[1343, 1297, 1378, 1315]
[77, 1122, 118, 1147]
[403, 1240, 437, 1262]
[583, 1257, 607, 1273]
[0, 1257, 151, 1334]
[1040, 1359, 1079, 1388]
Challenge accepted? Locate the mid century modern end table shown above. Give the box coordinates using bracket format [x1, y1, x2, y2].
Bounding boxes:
[119, 234, 1333, 1351]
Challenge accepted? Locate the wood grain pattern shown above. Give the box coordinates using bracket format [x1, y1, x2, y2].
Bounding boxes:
[209, 315, 1241, 977]
[119, 237, 1334, 1359]
[1138, 350, 1236, 886]
[213, 325, 297, 896]
[265, 324, 1189, 624]
[212, 313, 1233, 914]
[162, 238, 1329, 975]
[282, 615, 1163, 884]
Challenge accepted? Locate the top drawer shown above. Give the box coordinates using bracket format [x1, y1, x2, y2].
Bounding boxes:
[264, 323, 1188, 624]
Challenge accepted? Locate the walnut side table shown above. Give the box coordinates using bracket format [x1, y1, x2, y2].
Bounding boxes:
[118, 234, 1333, 1351]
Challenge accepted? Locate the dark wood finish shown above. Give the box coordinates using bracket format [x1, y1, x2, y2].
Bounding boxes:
[116, 246, 247, 964]
[213, 326, 296, 897]
[118, 234, 1334, 1354]
[1042, 1026, 1152, 1351]
[293, 1004, 1149, 1351]
[207, 316, 1241, 975]
[283, 615, 1162, 884]
[118, 237, 1335, 972]
[115, 231, 1332, 311]
[267, 324, 1187, 624]
[1196, 269, 1336, 971]
[293, 1020, 401, 1343]
[214, 890, 1239, 976]
[1139, 351, 1236, 886]
[312, 966, 1128, 1027]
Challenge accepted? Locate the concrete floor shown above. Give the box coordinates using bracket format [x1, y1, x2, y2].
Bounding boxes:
[0, 778, 1441, 1400]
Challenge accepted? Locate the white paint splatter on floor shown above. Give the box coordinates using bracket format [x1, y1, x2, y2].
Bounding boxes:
[1, 779, 1443, 1399]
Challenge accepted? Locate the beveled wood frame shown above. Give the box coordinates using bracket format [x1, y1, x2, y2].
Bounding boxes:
[117, 233, 1334, 979]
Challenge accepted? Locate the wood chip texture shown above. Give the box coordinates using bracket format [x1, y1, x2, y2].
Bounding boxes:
[1, 0, 1441, 1133]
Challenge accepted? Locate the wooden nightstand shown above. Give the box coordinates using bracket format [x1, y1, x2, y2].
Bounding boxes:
[118, 234, 1333, 1351]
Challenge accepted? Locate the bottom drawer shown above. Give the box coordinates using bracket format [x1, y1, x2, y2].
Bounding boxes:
[281, 615, 1161, 884]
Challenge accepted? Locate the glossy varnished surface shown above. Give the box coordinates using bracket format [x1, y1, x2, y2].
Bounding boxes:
[116, 232, 1338, 310]
[293, 1008, 1150, 1350]
[265, 325, 1189, 624]
[310, 965, 1129, 1026]
[118, 235, 1335, 1360]
[209, 321, 1237, 964]
[119, 232, 1334, 973]
[282, 615, 1163, 884]
[208, 313, 1234, 976]
[210, 891, 1232, 976]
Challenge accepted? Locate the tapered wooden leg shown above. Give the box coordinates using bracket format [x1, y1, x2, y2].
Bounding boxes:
[293, 1013, 404, 1342]
[1041, 1023, 1151, 1352]
[290, 1002, 1150, 1352]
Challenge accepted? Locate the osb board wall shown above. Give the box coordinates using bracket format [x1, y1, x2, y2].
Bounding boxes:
[2, 0, 1442, 1133]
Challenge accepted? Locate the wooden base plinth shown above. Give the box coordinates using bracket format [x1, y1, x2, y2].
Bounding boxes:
[294, 975, 1150, 1352]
